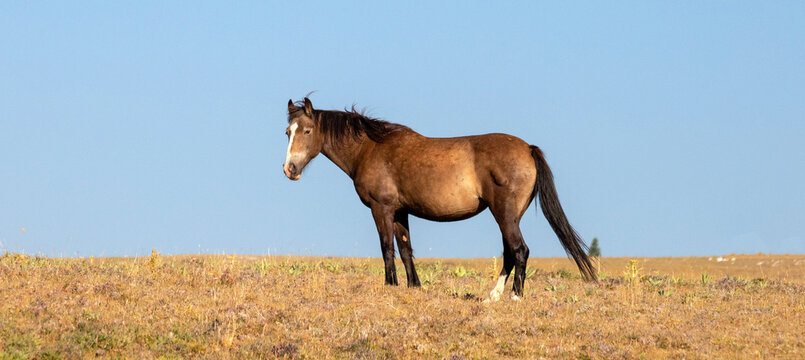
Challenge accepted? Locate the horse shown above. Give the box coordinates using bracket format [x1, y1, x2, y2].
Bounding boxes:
[282, 98, 596, 301]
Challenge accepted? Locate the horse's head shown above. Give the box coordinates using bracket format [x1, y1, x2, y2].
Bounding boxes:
[284, 97, 324, 180]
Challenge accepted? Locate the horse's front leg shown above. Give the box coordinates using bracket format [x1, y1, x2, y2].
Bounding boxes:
[371, 206, 398, 286]
[394, 212, 420, 287]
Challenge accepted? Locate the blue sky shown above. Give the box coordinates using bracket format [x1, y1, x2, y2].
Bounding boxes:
[1, 2, 803, 258]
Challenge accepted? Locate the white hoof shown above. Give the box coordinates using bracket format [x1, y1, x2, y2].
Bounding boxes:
[511, 294, 522, 301]
[487, 288, 503, 302]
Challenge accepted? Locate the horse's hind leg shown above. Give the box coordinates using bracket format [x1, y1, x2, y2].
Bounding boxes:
[488, 198, 530, 300]
[504, 224, 529, 298]
[393, 213, 420, 287]
[488, 246, 515, 301]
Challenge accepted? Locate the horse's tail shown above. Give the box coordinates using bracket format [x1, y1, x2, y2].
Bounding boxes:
[530, 145, 597, 281]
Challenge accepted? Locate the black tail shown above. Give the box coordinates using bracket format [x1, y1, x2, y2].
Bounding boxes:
[530, 145, 597, 281]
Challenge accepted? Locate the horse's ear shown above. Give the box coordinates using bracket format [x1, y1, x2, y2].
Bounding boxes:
[288, 99, 294, 113]
[304, 97, 313, 116]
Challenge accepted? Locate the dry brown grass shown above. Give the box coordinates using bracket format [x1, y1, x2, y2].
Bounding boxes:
[1, 252, 803, 359]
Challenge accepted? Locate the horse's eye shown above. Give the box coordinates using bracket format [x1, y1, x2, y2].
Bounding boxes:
[304, 129, 312, 135]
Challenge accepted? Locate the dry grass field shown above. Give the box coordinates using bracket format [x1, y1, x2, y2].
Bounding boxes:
[1, 252, 803, 359]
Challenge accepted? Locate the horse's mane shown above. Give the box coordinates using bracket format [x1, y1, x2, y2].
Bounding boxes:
[289, 102, 409, 143]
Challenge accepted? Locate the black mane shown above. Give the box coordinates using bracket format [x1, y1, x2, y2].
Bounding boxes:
[289, 103, 409, 143]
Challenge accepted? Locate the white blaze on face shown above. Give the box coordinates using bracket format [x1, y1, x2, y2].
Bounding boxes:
[284, 122, 299, 177]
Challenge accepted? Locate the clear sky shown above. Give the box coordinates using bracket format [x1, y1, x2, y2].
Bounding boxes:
[1, 2, 803, 258]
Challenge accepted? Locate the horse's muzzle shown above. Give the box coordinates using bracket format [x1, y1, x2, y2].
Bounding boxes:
[283, 162, 301, 181]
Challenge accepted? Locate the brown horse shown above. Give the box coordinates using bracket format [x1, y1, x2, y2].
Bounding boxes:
[283, 98, 595, 301]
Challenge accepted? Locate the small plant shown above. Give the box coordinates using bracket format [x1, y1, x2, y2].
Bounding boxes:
[288, 262, 308, 275]
[681, 292, 696, 305]
[525, 267, 537, 280]
[258, 259, 270, 276]
[556, 268, 573, 279]
[421, 271, 435, 286]
[451, 266, 468, 278]
[624, 259, 641, 285]
[646, 277, 664, 287]
[658, 289, 674, 297]
[701, 272, 711, 285]
[488, 257, 499, 279]
[322, 261, 341, 273]
[149, 248, 160, 275]
[752, 278, 768, 289]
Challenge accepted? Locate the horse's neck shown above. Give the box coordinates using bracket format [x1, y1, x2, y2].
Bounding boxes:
[321, 135, 368, 178]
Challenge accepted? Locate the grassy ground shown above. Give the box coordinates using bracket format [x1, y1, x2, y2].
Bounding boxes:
[0, 252, 803, 359]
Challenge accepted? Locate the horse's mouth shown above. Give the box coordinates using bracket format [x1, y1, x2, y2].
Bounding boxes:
[283, 167, 301, 181]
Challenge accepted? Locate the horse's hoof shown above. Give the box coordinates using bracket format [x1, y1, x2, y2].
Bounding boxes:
[485, 288, 504, 303]
[511, 294, 522, 301]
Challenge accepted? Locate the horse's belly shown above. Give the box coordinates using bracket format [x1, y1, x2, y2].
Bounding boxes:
[401, 174, 485, 222]
[409, 199, 487, 222]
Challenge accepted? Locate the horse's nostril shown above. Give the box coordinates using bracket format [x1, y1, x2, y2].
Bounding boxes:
[289, 163, 297, 173]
